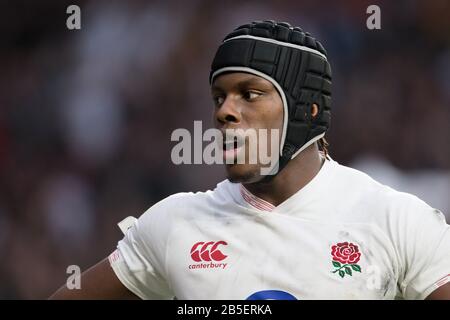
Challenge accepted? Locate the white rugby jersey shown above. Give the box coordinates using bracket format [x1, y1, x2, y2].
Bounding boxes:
[109, 158, 450, 300]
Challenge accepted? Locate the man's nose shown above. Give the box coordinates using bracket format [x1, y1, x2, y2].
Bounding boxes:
[215, 96, 241, 126]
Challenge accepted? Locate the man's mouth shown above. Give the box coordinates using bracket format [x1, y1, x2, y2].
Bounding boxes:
[222, 136, 245, 162]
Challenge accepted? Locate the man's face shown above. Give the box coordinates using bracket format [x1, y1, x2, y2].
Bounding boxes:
[211, 72, 283, 183]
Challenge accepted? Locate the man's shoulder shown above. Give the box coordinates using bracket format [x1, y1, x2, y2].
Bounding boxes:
[138, 179, 235, 222]
[160, 179, 232, 207]
[330, 160, 441, 222]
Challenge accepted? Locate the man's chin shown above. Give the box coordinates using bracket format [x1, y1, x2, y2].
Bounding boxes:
[225, 164, 261, 184]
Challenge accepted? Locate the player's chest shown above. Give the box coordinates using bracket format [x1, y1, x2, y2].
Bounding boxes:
[166, 216, 399, 299]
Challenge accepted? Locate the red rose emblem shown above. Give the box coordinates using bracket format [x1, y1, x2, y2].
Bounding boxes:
[330, 242, 362, 278]
[331, 242, 361, 264]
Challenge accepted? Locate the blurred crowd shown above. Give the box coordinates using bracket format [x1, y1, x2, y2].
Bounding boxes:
[0, 0, 449, 299]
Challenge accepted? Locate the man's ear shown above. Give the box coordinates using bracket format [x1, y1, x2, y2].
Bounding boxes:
[311, 103, 319, 118]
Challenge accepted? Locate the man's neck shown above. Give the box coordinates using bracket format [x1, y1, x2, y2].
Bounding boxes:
[243, 144, 324, 207]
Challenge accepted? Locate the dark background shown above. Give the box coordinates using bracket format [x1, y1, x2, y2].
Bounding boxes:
[0, 0, 449, 299]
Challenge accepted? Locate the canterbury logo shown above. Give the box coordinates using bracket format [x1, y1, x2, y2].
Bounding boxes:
[190, 241, 228, 262]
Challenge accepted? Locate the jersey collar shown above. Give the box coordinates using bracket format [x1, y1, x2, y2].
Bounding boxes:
[234, 157, 335, 214]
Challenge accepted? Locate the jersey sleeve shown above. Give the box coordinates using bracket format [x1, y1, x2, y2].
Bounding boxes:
[396, 194, 450, 300]
[109, 195, 180, 299]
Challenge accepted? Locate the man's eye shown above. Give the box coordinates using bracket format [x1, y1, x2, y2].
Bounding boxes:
[213, 96, 225, 105]
[244, 91, 261, 100]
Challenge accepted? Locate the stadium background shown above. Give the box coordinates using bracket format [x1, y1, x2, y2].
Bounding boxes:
[0, 0, 449, 299]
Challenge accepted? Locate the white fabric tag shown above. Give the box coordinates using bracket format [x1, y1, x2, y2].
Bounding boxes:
[117, 216, 138, 235]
